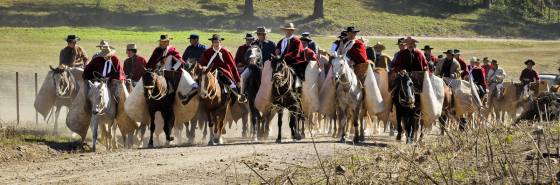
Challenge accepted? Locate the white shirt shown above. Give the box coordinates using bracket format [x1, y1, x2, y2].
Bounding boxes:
[330, 43, 338, 57]
[280, 35, 294, 55]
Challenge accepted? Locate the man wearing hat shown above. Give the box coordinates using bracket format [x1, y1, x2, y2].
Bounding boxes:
[275, 23, 306, 79]
[252, 26, 276, 62]
[123, 44, 147, 84]
[301, 32, 318, 54]
[83, 40, 125, 81]
[147, 35, 185, 71]
[301, 35, 318, 62]
[469, 57, 487, 98]
[389, 37, 407, 71]
[435, 49, 461, 79]
[486, 59, 506, 98]
[337, 27, 368, 81]
[519, 59, 540, 85]
[330, 31, 347, 57]
[199, 34, 244, 102]
[182, 34, 207, 70]
[60, 35, 88, 67]
[373, 42, 392, 71]
[234, 33, 256, 66]
[393, 36, 428, 73]
[481, 57, 492, 76]
[421, 45, 438, 66]
[453, 49, 468, 79]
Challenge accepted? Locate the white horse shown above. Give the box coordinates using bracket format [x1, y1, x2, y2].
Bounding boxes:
[331, 56, 365, 143]
[88, 79, 117, 152]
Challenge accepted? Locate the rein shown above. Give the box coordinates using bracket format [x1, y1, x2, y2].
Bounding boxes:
[201, 72, 219, 100]
[146, 73, 168, 100]
[52, 69, 76, 99]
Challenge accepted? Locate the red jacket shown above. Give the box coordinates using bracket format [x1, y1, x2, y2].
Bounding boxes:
[276, 36, 305, 65]
[347, 39, 368, 64]
[519, 68, 540, 83]
[471, 67, 487, 90]
[146, 46, 184, 69]
[123, 55, 147, 82]
[83, 54, 125, 81]
[482, 64, 492, 76]
[392, 48, 428, 72]
[234, 44, 250, 66]
[456, 57, 468, 78]
[303, 47, 317, 61]
[198, 47, 240, 83]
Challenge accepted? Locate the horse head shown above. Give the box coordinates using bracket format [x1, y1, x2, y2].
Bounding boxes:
[88, 78, 110, 115]
[270, 55, 291, 90]
[395, 72, 415, 108]
[197, 65, 219, 100]
[49, 65, 74, 98]
[245, 45, 262, 67]
[142, 68, 167, 100]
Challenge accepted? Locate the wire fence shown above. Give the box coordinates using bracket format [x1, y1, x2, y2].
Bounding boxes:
[0, 72, 51, 125]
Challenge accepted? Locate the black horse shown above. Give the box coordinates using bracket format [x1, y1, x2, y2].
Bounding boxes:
[142, 69, 176, 148]
[241, 45, 265, 140]
[392, 72, 419, 144]
[269, 56, 303, 143]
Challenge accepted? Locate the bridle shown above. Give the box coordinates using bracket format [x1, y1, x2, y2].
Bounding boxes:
[396, 74, 415, 108]
[144, 71, 168, 100]
[52, 68, 76, 99]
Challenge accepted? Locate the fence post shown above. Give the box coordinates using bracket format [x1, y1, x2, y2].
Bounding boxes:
[35, 73, 38, 125]
[16, 72, 20, 125]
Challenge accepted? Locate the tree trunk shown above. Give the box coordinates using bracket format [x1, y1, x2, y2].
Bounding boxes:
[312, 0, 324, 18]
[482, 0, 492, 8]
[244, 0, 254, 17]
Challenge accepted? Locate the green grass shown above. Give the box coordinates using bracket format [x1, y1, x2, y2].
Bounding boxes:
[0, 27, 559, 80]
[0, 125, 77, 147]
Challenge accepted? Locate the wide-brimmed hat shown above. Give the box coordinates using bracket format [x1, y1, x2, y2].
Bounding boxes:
[244, 33, 255, 40]
[280, 23, 297, 30]
[301, 35, 312, 42]
[524, 59, 535, 65]
[443, 49, 456, 55]
[209, 34, 225, 41]
[373, 42, 386, 50]
[345, 26, 360, 33]
[470, 57, 479, 63]
[159, 35, 173, 41]
[421, 45, 434, 50]
[65, 35, 80, 42]
[301, 32, 310, 37]
[453, 49, 461, 55]
[188, 34, 199, 40]
[126, 44, 137, 50]
[96, 40, 114, 49]
[255, 26, 271, 34]
[396, 37, 405, 45]
[491, 59, 498, 64]
[404, 36, 418, 44]
[338, 31, 347, 39]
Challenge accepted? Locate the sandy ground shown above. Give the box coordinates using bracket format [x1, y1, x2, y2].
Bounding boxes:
[0, 112, 409, 185]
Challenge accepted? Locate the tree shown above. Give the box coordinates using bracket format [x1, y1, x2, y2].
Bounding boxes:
[244, 0, 254, 17]
[312, 0, 324, 18]
[482, 0, 492, 8]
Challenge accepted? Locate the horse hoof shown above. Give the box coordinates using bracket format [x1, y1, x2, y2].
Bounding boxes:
[396, 134, 402, 141]
[389, 131, 395, 136]
[359, 136, 366, 142]
[353, 137, 361, 144]
[242, 132, 248, 138]
[275, 138, 282, 143]
[208, 141, 216, 146]
[168, 136, 175, 142]
[339, 138, 346, 143]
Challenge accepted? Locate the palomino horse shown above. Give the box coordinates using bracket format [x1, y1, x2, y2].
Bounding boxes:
[87, 78, 117, 152]
[270, 56, 303, 143]
[143, 69, 175, 148]
[35, 65, 81, 134]
[195, 64, 232, 145]
[330, 56, 364, 143]
[392, 72, 419, 144]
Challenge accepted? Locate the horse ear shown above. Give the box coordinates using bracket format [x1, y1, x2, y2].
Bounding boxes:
[49, 65, 55, 71]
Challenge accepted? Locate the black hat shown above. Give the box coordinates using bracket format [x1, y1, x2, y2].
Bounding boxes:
[345, 26, 360, 33]
[524, 59, 535, 65]
[396, 37, 405, 45]
[65, 35, 80, 42]
[159, 35, 172, 41]
[301, 36, 312, 42]
[338, 31, 347, 39]
[188, 34, 199, 40]
[301, 32, 310, 37]
[209, 34, 225, 41]
[453, 49, 461, 54]
[443, 49, 456, 55]
[421, 45, 434, 50]
[244, 33, 255, 40]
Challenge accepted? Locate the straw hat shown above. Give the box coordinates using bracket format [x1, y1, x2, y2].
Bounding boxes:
[280, 23, 296, 30]
[373, 42, 386, 50]
[96, 40, 114, 49]
[158, 35, 173, 41]
[255, 26, 271, 34]
[126, 44, 137, 50]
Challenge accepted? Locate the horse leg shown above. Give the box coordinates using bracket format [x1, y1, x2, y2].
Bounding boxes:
[250, 106, 260, 142]
[352, 111, 361, 143]
[148, 111, 156, 148]
[395, 109, 403, 141]
[207, 112, 216, 146]
[439, 114, 448, 136]
[187, 121, 196, 144]
[90, 116, 98, 152]
[111, 121, 117, 149]
[162, 109, 175, 146]
[276, 111, 284, 143]
[242, 111, 249, 138]
[289, 113, 301, 141]
[300, 116, 306, 139]
[339, 111, 347, 143]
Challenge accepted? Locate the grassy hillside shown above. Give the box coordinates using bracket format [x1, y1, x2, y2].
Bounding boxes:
[0, 0, 559, 38]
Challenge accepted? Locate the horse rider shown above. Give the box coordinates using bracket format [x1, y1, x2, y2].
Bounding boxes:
[372, 42, 391, 71]
[83, 40, 125, 82]
[486, 59, 506, 99]
[301, 32, 318, 54]
[519, 59, 540, 86]
[60, 35, 88, 68]
[435, 49, 461, 79]
[453, 49, 469, 80]
[275, 23, 307, 80]
[252, 26, 276, 63]
[301, 35, 318, 62]
[482, 57, 492, 76]
[330, 31, 347, 58]
[147, 35, 185, 71]
[234, 33, 256, 68]
[123, 44, 147, 87]
[337, 26, 368, 82]
[421, 45, 438, 72]
[470, 57, 487, 99]
[361, 37, 375, 62]
[182, 34, 207, 70]
[389, 37, 406, 71]
[392, 36, 428, 74]
[198, 34, 245, 102]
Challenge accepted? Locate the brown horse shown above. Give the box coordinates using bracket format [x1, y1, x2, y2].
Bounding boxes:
[194, 64, 232, 145]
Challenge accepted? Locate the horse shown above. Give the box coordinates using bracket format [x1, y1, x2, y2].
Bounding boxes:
[194, 64, 232, 145]
[269, 56, 303, 143]
[391, 72, 419, 144]
[142, 69, 175, 148]
[240, 45, 264, 141]
[330, 56, 365, 143]
[35, 65, 81, 134]
[87, 78, 117, 152]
